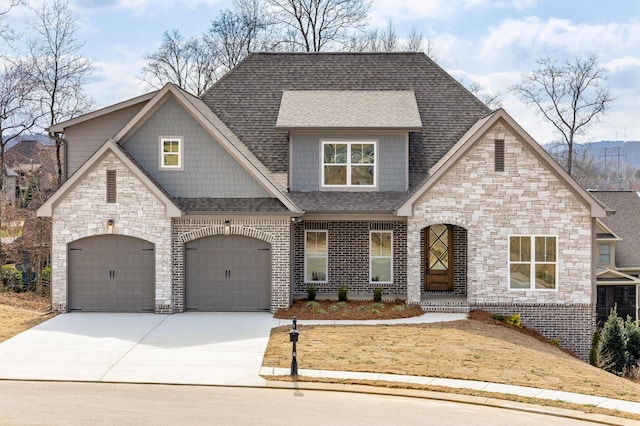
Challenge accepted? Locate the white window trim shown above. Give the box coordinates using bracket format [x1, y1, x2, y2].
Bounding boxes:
[159, 136, 184, 170]
[321, 140, 377, 188]
[305, 230, 328, 283]
[508, 235, 558, 291]
[370, 230, 393, 284]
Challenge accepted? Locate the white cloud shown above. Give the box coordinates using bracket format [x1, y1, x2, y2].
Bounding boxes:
[87, 52, 148, 109]
[479, 17, 640, 65]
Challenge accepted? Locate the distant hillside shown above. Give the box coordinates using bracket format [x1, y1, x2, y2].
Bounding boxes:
[544, 141, 640, 172]
[543, 141, 640, 190]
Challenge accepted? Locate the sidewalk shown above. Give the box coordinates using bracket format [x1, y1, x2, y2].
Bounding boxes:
[259, 366, 640, 415]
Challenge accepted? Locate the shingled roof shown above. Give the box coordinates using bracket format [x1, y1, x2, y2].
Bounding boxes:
[591, 191, 640, 268]
[201, 52, 491, 190]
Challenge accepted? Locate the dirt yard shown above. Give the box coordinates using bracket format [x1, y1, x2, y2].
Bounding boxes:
[264, 309, 640, 403]
[0, 292, 55, 342]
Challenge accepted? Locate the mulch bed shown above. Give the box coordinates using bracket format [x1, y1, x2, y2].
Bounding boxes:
[273, 299, 424, 320]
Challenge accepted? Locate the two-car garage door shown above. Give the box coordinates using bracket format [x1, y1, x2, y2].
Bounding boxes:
[68, 234, 271, 312]
[185, 235, 271, 311]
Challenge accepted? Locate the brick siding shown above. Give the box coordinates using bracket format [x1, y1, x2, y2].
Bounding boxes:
[293, 220, 407, 296]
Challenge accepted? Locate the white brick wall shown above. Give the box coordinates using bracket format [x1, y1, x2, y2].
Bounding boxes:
[51, 153, 173, 312]
[407, 123, 593, 306]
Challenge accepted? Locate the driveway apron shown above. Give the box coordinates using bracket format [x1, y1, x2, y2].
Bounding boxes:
[0, 312, 282, 386]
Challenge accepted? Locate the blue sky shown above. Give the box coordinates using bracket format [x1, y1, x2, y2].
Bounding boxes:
[9, 0, 640, 144]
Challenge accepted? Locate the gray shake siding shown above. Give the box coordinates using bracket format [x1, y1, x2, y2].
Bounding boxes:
[290, 133, 407, 191]
[121, 97, 269, 198]
[65, 103, 146, 176]
[293, 220, 407, 296]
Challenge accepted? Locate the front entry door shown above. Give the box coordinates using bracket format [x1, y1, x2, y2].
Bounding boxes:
[425, 224, 453, 291]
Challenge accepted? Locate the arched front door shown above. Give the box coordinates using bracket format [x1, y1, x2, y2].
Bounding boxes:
[425, 224, 453, 291]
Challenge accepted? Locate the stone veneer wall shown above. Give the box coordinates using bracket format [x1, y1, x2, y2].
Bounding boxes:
[50, 153, 173, 312]
[293, 220, 407, 296]
[407, 121, 596, 358]
[471, 303, 595, 361]
[172, 217, 291, 313]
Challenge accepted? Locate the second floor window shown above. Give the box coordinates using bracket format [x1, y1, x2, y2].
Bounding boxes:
[160, 136, 183, 170]
[599, 244, 611, 265]
[322, 141, 375, 187]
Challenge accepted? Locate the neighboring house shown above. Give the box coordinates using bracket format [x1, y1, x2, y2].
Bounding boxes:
[4, 140, 57, 207]
[37, 53, 606, 360]
[1, 167, 17, 203]
[590, 191, 640, 324]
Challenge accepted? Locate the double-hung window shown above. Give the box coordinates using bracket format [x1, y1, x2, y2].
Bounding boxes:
[599, 244, 611, 265]
[322, 141, 375, 187]
[370, 231, 392, 283]
[305, 230, 327, 282]
[160, 136, 183, 170]
[509, 235, 557, 290]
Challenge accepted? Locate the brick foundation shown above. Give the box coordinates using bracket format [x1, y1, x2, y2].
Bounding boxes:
[470, 303, 595, 361]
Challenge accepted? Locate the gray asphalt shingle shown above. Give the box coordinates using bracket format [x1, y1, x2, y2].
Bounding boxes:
[202, 53, 490, 197]
[591, 191, 640, 268]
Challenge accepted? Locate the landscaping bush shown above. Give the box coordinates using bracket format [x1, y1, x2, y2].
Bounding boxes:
[625, 317, 640, 370]
[41, 266, 51, 284]
[373, 288, 382, 303]
[1, 265, 22, 291]
[337, 285, 348, 302]
[306, 284, 316, 301]
[598, 306, 629, 375]
[589, 330, 601, 367]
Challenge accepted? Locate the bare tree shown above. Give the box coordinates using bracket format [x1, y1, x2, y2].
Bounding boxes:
[266, 0, 371, 52]
[141, 29, 218, 97]
[0, 62, 39, 182]
[405, 26, 423, 52]
[25, 0, 95, 185]
[510, 55, 614, 176]
[347, 19, 397, 53]
[206, 0, 272, 71]
[466, 80, 502, 109]
[0, 0, 19, 53]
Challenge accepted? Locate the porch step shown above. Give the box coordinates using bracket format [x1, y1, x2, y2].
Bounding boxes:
[420, 298, 470, 314]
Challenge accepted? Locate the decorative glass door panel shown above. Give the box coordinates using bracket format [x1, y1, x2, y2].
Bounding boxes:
[425, 224, 453, 291]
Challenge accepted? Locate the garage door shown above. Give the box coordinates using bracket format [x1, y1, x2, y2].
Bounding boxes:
[185, 235, 271, 311]
[68, 235, 155, 312]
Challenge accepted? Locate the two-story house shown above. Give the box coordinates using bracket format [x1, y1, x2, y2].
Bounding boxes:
[591, 191, 640, 324]
[37, 53, 606, 359]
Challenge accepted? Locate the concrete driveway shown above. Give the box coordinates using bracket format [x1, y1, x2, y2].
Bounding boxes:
[0, 313, 284, 386]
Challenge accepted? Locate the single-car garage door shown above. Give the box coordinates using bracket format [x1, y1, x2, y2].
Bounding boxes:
[68, 235, 155, 312]
[185, 235, 271, 311]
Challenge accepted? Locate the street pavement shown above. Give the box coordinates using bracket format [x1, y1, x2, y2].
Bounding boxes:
[0, 311, 639, 422]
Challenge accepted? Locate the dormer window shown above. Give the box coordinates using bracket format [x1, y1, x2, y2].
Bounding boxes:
[160, 136, 183, 170]
[322, 141, 375, 187]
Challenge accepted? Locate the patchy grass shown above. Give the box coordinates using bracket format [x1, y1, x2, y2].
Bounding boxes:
[274, 299, 424, 320]
[263, 310, 640, 404]
[0, 291, 54, 342]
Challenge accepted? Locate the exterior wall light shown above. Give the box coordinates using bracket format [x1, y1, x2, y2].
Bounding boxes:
[223, 220, 231, 235]
[107, 219, 114, 234]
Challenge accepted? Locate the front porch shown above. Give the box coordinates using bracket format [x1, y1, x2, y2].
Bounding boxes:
[420, 293, 470, 313]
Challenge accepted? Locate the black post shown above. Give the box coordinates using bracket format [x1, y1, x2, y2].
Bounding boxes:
[290, 316, 298, 377]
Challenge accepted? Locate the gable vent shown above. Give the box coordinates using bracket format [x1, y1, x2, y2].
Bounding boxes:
[494, 139, 505, 172]
[106, 170, 116, 203]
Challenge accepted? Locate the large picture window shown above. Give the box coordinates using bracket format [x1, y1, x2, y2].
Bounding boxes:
[160, 136, 183, 169]
[322, 141, 375, 187]
[509, 235, 557, 290]
[305, 230, 327, 282]
[370, 231, 392, 283]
